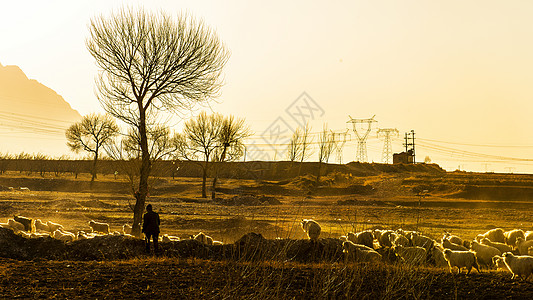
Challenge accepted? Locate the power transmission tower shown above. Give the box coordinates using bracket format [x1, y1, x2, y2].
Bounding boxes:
[403, 130, 416, 164]
[347, 115, 377, 162]
[377, 128, 399, 164]
[332, 130, 350, 164]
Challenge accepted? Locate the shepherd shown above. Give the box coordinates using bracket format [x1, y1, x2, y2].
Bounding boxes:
[142, 204, 160, 254]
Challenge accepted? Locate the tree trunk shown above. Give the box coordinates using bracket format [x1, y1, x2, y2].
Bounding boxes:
[131, 109, 151, 238]
[211, 176, 217, 200]
[316, 162, 322, 185]
[201, 162, 208, 198]
[91, 151, 98, 186]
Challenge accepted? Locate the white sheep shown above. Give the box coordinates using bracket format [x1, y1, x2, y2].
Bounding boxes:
[7, 219, 25, 231]
[394, 245, 427, 265]
[480, 238, 513, 254]
[376, 230, 395, 248]
[193, 232, 213, 245]
[492, 255, 510, 272]
[504, 229, 525, 248]
[53, 229, 75, 242]
[46, 221, 64, 232]
[19, 187, 30, 192]
[13, 215, 34, 232]
[34, 219, 50, 232]
[342, 241, 382, 262]
[392, 234, 410, 247]
[443, 232, 463, 246]
[88, 220, 110, 234]
[516, 237, 533, 255]
[408, 232, 435, 250]
[430, 244, 449, 268]
[470, 240, 501, 267]
[122, 224, 132, 235]
[442, 239, 468, 251]
[301, 219, 321, 241]
[502, 252, 533, 280]
[347, 231, 374, 248]
[443, 249, 481, 274]
[476, 228, 505, 244]
[162, 234, 180, 242]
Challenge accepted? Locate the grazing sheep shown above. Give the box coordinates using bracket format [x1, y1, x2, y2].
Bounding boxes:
[7, 219, 25, 231]
[505, 229, 526, 248]
[162, 234, 180, 242]
[516, 237, 533, 255]
[502, 252, 533, 280]
[19, 187, 30, 191]
[492, 255, 510, 272]
[525, 231, 533, 241]
[34, 219, 50, 232]
[443, 232, 463, 246]
[392, 234, 410, 247]
[301, 219, 321, 241]
[193, 232, 213, 245]
[53, 229, 75, 242]
[408, 232, 435, 250]
[477, 228, 505, 244]
[429, 244, 449, 268]
[443, 249, 481, 274]
[470, 240, 501, 267]
[122, 224, 132, 235]
[442, 239, 468, 251]
[376, 230, 395, 248]
[480, 238, 513, 254]
[88, 220, 110, 234]
[394, 245, 427, 265]
[13, 215, 34, 232]
[46, 221, 64, 232]
[343, 241, 382, 262]
[347, 231, 374, 249]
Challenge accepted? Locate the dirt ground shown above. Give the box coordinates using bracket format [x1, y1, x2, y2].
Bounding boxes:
[0, 169, 532, 298]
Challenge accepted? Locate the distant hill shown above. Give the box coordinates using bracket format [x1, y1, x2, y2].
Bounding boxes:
[0, 62, 81, 156]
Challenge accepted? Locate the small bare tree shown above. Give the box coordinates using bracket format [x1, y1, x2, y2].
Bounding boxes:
[65, 113, 118, 183]
[211, 115, 252, 199]
[298, 122, 313, 175]
[175, 112, 222, 198]
[316, 124, 336, 184]
[87, 8, 229, 236]
[287, 127, 303, 162]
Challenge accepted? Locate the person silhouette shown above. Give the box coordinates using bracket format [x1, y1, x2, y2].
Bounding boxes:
[142, 204, 160, 254]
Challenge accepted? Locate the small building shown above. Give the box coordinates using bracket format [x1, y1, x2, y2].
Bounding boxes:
[393, 150, 414, 164]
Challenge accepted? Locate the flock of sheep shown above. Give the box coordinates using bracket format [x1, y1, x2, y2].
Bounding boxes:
[2, 216, 533, 281]
[0, 215, 222, 245]
[300, 219, 533, 281]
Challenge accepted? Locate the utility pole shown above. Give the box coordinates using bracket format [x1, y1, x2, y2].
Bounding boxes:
[332, 130, 350, 164]
[377, 128, 399, 164]
[347, 115, 377, 162]
[403, 130, 416, 164]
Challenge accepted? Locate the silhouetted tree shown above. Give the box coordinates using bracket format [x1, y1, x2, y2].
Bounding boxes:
[87, 8, 229, 236]
[66, 113, 118, 183]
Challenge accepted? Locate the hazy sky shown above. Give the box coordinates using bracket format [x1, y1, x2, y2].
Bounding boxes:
[1, 0, 532, 173]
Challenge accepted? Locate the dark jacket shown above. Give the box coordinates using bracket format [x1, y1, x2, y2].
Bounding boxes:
[142, 211, 160, 234]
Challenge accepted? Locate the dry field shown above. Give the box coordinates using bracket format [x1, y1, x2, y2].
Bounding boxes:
[0, 168, 532, 298]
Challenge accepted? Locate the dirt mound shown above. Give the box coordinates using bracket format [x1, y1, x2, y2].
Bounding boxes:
[44, 199, 83, 209]
[215, 195, 281, 206]
[79, 199, 119, 209]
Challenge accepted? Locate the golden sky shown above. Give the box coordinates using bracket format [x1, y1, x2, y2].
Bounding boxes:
[0, 0, 532, 172]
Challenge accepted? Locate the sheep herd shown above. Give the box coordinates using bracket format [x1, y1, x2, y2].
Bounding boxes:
[0, 215, 222, 246]
[2, 215, 533, 281]
[300, 219, 533, 281]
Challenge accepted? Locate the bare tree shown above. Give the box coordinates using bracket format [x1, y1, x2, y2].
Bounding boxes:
[174, 112, 222, 198]
[211, 115, 252, 199]
[287, 127, 303, 162]
[65, 113, 118, 183]
[316, 124, 336, 184]
[87, 8, 229, 236]
[298, 122, 313, 175]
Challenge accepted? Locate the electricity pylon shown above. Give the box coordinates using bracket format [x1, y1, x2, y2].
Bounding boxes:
[377, 128, 399, 164]
[347, 115, 377, 162]
[332, 130, 350, 164]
